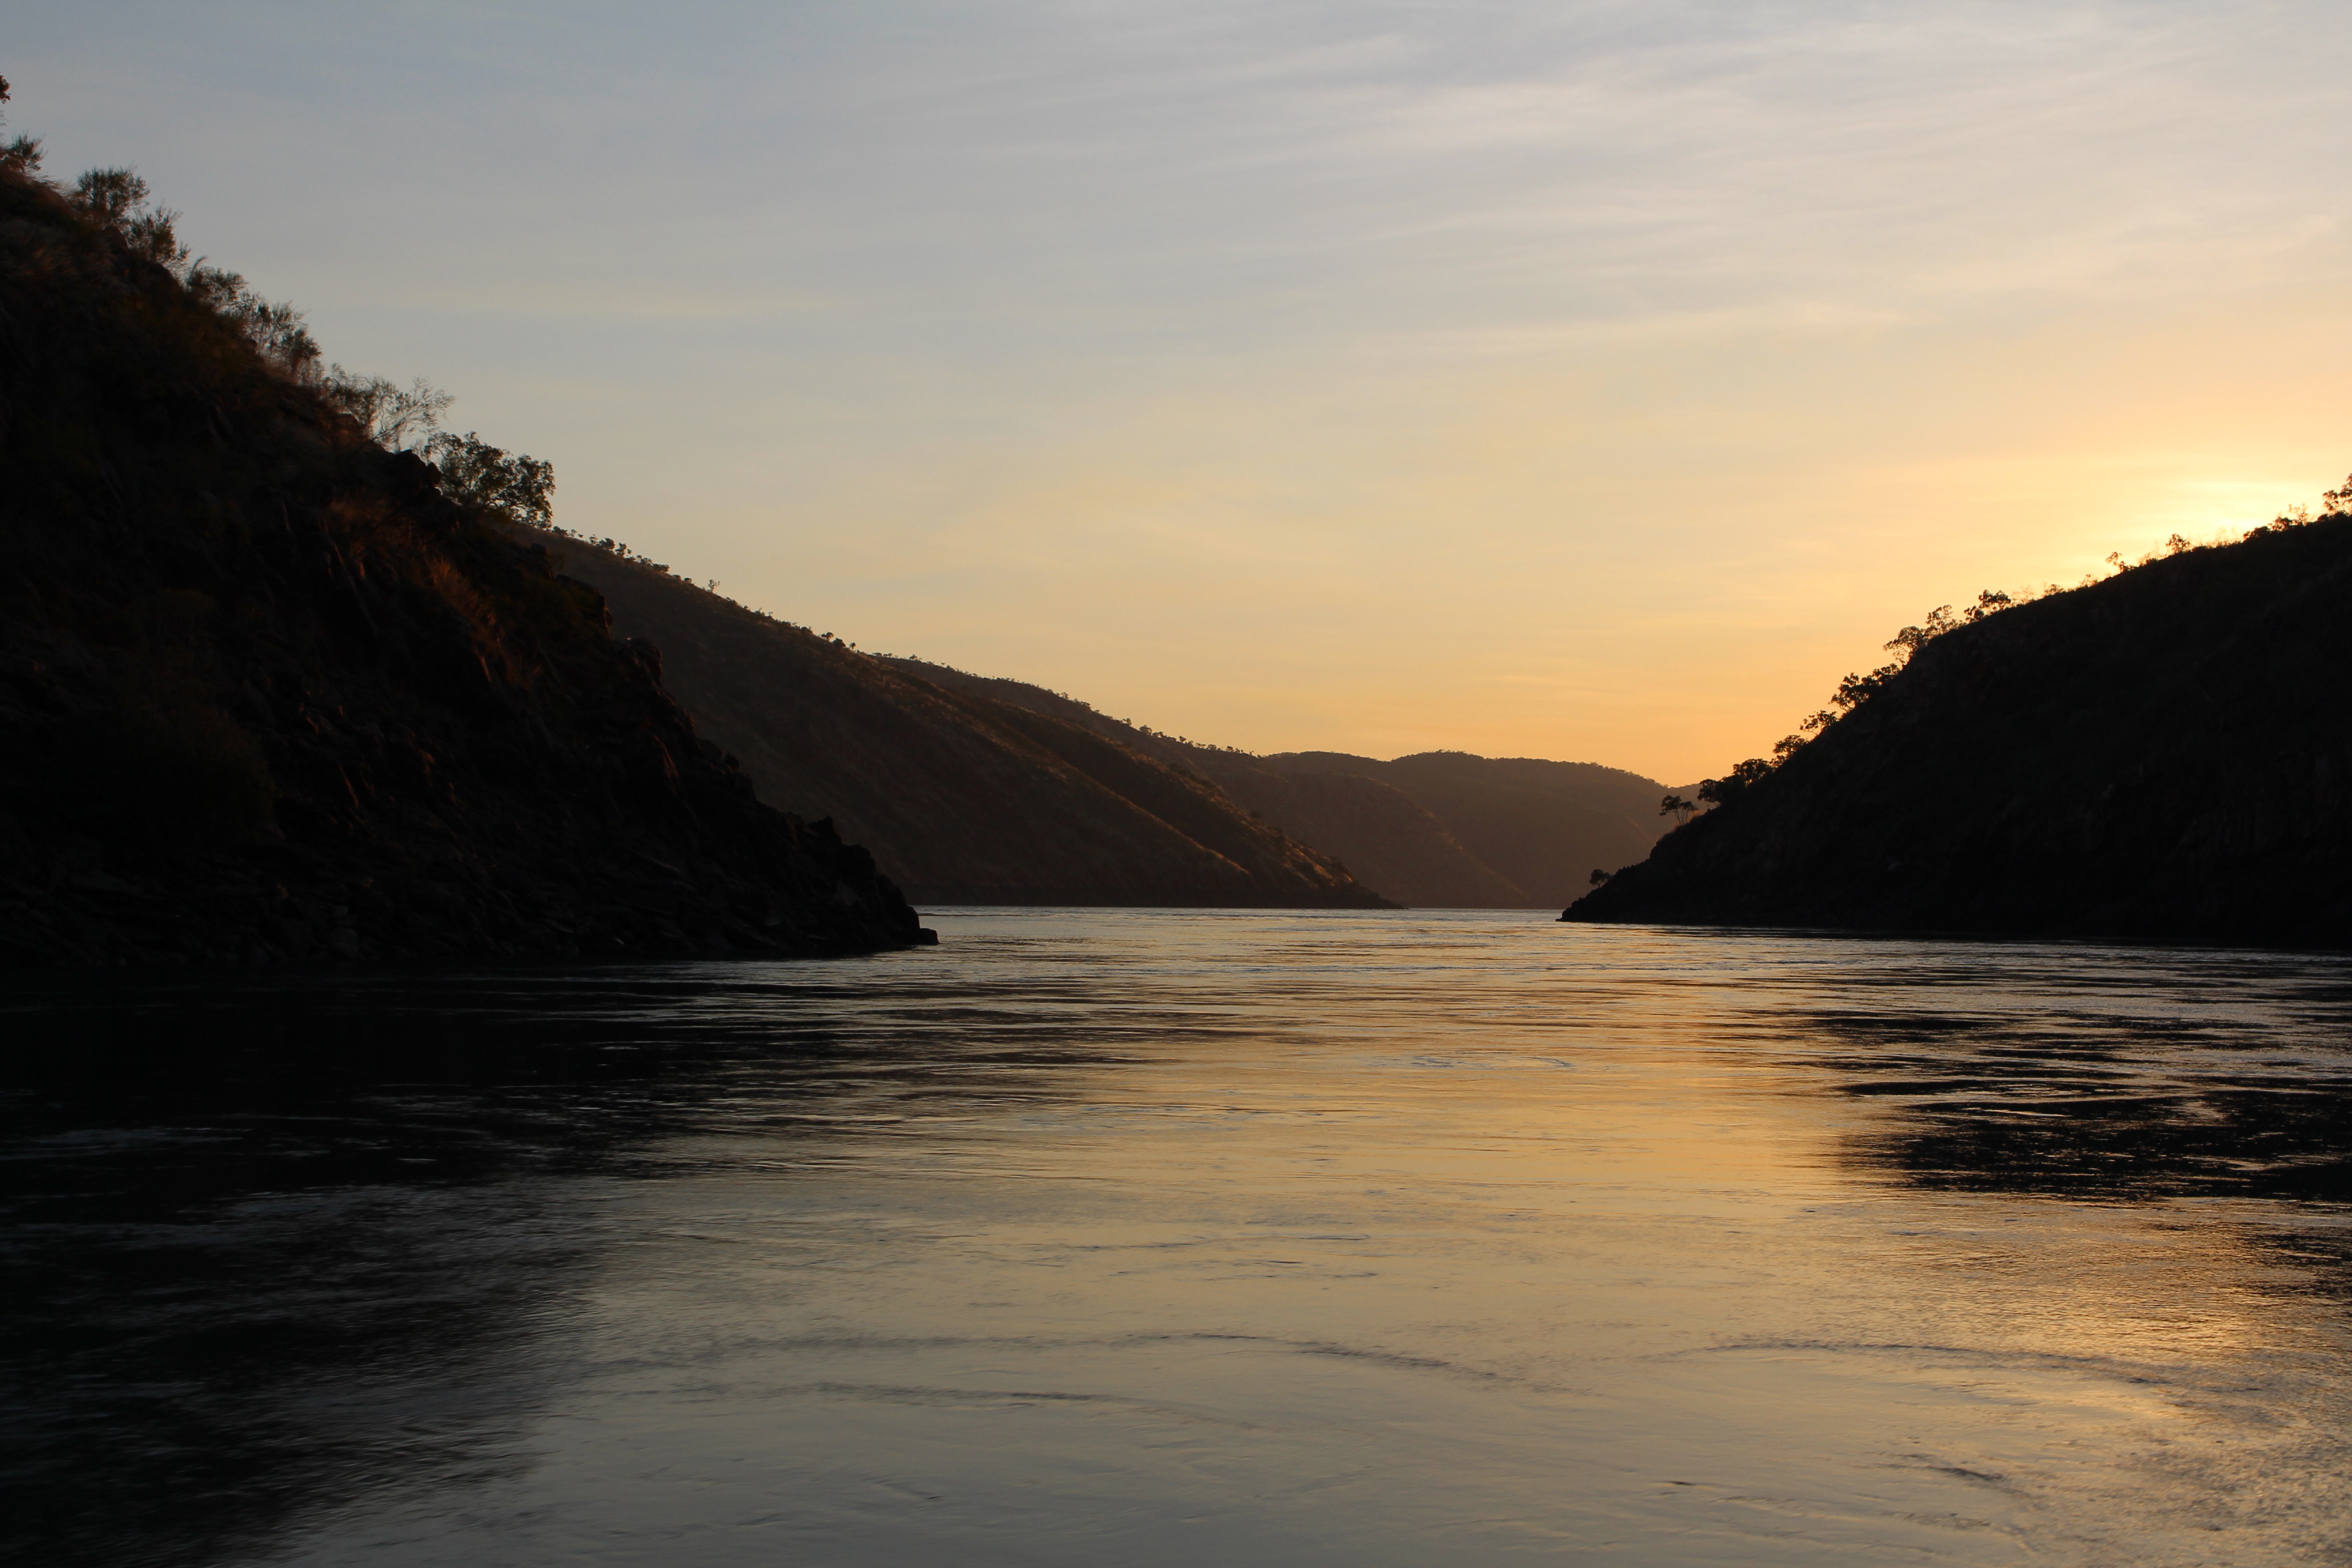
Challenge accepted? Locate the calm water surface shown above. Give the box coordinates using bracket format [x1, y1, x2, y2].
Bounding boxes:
[7, 909, 2352, 1566]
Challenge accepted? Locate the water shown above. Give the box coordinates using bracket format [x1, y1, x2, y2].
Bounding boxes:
[7, 909, 2352, 1567]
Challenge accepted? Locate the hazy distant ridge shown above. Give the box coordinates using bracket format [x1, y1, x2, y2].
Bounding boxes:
[886, 659, 1669, 908]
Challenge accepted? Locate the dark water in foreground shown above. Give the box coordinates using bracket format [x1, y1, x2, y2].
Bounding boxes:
[7, 909, 2352, 1567]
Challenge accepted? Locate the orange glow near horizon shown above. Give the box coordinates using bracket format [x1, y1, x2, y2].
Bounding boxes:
[593, 287, 2351, 783]
[21, 4, 2352, 783]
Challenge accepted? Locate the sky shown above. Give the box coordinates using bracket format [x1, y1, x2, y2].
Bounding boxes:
[12, 1, 2352, 781]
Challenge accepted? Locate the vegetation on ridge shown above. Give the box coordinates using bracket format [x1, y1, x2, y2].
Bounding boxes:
[1573, 491, 2352, 945]
[17, 92, 561, 544]
[0, 81, 923, 962]
[1676, 500, 2348, 819]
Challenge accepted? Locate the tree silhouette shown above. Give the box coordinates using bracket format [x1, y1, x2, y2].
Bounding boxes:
[1697, 758, 1773, 806]
[324, 372, 452, 451]
[426, 433, 555, 527]
[0, 76, 42, 176]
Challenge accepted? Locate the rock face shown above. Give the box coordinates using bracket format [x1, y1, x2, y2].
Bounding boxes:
[546, 542, 1388, 908]
[0, 167, 926, 964]
[1566, 517, 2352, 947]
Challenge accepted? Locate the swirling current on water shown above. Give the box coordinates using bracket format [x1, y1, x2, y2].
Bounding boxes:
[5, 907, 2352, 1566]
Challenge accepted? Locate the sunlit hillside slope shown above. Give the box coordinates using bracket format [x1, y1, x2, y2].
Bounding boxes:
[1567, 517, 2352, 946]
[543, 540, 1388, 908]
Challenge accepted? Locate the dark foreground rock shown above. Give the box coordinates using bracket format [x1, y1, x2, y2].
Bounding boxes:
[1565, 516, 2352, 948]
[0, 164, 926, 964]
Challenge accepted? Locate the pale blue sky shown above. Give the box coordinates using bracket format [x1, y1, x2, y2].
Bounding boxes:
[12, 1, 2352, 777]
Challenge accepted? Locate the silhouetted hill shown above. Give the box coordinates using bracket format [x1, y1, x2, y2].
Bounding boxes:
[0, 153, 923, 963]
[1221, 764, 1525, 907]
[1567, 517, 2352, 946]
[1262, 751, 1667, 907]
[540, 546, 1387, 908]
[881, 662, 1668, 907]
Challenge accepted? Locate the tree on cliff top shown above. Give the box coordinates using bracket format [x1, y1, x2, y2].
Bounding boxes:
[20, 101, 559, 534]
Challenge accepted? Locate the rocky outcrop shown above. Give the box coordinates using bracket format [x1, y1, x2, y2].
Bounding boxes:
[1565, 517, 2352, 947]
[0, 165, 926, 964]
[544, 543, 1388, 908]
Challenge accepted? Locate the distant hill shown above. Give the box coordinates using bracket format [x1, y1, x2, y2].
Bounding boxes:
[1258, 751, 1667, 907]
[542, 544, 1387, 908]
[0, 150, 923, 964]
[1567, 517, 2352, 946]
[883, 660, 1669, 907]
[1223, 762, 1526, 908]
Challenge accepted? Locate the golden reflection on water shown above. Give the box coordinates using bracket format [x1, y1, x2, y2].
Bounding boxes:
[8, 910, 2352, 1567]
[386, 912, 2352, 1568]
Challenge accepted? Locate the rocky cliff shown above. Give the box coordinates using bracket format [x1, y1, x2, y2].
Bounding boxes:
[0, 159, 926, 964]
[1565, 517, 2352, 947]
[542, 542, 1388, 908]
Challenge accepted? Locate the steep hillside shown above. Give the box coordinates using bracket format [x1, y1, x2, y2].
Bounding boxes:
[1566, 517, 2352, 946]
[885, 661, 1667, 907]
[540, 542, 1386, 908]
[0, 154, 924, 963]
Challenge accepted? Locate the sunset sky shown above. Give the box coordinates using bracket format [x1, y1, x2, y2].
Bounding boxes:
[16, 1, 2352, 781]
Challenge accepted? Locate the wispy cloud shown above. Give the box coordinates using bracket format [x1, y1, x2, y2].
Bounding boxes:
[14, 1, 2352, 776]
